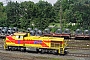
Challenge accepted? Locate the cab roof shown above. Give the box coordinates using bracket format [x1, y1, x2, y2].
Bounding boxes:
[14, 32, 27, 36]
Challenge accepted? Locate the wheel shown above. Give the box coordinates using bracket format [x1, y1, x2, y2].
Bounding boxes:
[8, 46, 12, 51]
[53, 50, 58, 55]
[5, 46, 10, 51]
[20, 47, 26, 52]
[10, 47, 15, 51]
[40, 49, 45, 54]
[36, 49, 39, 53]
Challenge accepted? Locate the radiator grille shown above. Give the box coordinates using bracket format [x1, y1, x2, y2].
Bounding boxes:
[51, 41, 62, 47]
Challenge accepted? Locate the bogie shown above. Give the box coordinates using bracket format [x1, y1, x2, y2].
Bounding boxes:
[40, 49, 45, 54]
[52, 50, 58, 55]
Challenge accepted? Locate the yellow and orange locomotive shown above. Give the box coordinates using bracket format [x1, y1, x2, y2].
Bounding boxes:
[4, 32, 67, 54]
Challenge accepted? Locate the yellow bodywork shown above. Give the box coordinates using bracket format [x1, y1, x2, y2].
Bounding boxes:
[4, 32, 67, 54]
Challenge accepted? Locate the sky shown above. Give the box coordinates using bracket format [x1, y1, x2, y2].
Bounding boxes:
[0, 0, 57, 5]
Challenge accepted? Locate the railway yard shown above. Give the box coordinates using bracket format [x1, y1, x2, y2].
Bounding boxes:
[0, 27, 90, 60]
[0, 38, 90, 60]
[0, 0, 90, 59]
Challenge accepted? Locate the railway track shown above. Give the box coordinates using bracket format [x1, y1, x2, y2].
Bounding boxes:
[0, 48, 90, 59]
[0, 48, 90, 58]
[66, 39, 90, 48]
[0, 38, 90, 60]
[0, 43, 90, 58]
[67, 53, 90, 57]
[67, 40, 90, 44]
[0, 52, 33, 60]
[67, 47, 90, 50]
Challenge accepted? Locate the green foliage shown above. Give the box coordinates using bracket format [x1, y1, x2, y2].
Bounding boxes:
[54, 0, 90, 30]
[0, 0, 90, 30]
[0, 2, 7, 27]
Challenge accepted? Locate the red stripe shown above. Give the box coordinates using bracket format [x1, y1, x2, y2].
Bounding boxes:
[24, 40, 34, 44]
[41, 42, 49, 47]
[41, 40, 49, 47]
[6, 36, 49, 47]
[7, 36, 15, 40]
[15, 40, 24, 44]
[6, 40, 15, 43]
[24, 40, 49, 47]
[6, 36, 15, 43]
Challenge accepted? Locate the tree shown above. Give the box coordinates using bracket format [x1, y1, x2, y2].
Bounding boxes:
[6, 1, 20, 27]
[0, 2, 7, 27]
[54, 0, 90, 30]
[35, 1, 56, 29]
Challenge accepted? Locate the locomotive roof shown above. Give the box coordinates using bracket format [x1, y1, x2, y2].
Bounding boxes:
[41, 37, 64, 41]
[49, 37, 64, 41]
[14, 32, 27, 36]
[27, 36, 64, 41]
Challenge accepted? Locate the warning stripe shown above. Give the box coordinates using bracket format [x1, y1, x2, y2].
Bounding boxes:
[41, 42, 49, 47]
[6, 36, 15, 43]
[6, 36, 49, 47]
[15, 40, 24, 44]
[24, 40, 34, 44]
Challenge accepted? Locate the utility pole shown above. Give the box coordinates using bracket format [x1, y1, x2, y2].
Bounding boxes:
[60, 0, 62, 29]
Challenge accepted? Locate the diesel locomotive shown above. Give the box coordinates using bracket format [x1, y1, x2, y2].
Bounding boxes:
[4, 32, 67, 55]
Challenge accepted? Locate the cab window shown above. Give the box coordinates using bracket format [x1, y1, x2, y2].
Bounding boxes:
[16, 35, 23, 39]
[24, 33, 28, 37]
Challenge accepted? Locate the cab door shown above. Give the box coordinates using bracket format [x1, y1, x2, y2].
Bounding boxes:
[15, 35, 24, 46]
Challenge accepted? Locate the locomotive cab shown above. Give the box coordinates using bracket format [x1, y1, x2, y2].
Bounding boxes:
[14, 32, 27, 40]
[4, 32, 27, 50]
